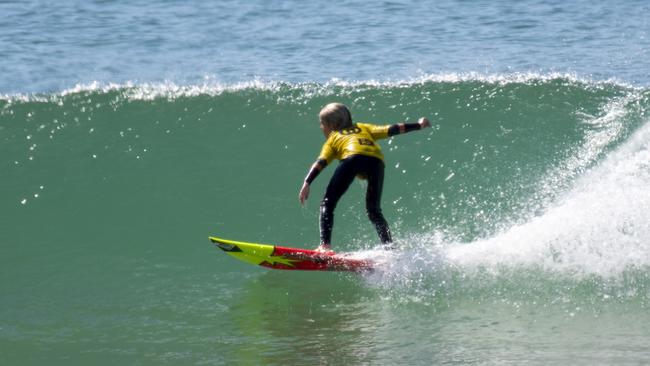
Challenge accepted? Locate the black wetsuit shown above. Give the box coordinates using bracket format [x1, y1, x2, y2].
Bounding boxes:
[320, 154, 391, 244]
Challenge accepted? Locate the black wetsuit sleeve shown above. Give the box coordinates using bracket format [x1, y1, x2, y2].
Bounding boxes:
[387, 122, 421, 136]
[305, 159, 328, 184]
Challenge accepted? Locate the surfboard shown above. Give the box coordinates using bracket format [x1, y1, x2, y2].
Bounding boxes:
[209, 236, 373, 272]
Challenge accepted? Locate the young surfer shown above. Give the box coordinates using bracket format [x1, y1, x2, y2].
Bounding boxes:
[299, 103, 431, 252]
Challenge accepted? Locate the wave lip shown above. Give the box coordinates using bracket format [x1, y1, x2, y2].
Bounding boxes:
[1, 72, 644, 102]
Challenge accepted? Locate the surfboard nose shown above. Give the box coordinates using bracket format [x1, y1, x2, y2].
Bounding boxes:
[209, 237, 242, 252]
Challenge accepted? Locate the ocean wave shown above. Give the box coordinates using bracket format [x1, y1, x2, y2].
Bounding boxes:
[3, 72, 649, 291]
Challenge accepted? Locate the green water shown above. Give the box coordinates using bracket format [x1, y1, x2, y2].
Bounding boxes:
[2, 77, 650, 364]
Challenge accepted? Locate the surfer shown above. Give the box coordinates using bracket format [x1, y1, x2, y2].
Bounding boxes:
[299, 103, 431, 252]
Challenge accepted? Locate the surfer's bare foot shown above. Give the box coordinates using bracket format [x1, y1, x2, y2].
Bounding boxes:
[315, 244, 333, 253]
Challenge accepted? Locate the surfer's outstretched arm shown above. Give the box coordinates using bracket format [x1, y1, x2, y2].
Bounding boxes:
[387, 117, 431, 136]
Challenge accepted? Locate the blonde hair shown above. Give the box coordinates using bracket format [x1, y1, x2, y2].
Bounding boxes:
[319, 103, 353, 130]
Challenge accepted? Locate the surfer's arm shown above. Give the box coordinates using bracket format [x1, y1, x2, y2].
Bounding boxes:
[305, 159, 328, 184]
[299, 159, 328, 205]
[387, 118, 431, 136]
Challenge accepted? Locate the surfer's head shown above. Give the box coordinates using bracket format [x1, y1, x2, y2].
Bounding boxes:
[319, 103, 353, 135]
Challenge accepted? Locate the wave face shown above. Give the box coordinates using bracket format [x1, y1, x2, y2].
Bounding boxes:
[3, 75, 650, 270]
[2, 75, 650, 364]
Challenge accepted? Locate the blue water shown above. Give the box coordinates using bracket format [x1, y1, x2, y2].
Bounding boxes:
[2, 1, 650, 365]
[2, 0, 650, 94]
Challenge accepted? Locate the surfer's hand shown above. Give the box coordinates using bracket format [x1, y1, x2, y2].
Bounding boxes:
[418, 117, 431, 129]
[299, 182, 310, 205]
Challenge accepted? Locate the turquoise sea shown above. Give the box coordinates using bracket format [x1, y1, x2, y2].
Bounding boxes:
[2, 1, 650, 365]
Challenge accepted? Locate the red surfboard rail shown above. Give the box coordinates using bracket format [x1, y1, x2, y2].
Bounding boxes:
[209, 236, 373, 272]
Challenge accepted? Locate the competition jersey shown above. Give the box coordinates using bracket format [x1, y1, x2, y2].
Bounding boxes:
[318, 123, 391, 164]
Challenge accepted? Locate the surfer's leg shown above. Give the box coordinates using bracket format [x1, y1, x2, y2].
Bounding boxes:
[320, 158, 357, 245]
[365, 157, 392, 244]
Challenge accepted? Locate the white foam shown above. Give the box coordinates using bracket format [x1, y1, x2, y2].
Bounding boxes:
[361, 116, 650, 285]
[447, 119, 650, 278]
[1, 72, 643, 103]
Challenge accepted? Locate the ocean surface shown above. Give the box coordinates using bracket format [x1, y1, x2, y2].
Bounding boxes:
[2, 1, 650, 365]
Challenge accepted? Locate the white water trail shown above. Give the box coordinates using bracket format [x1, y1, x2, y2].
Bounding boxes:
[447, 118, 650, 278]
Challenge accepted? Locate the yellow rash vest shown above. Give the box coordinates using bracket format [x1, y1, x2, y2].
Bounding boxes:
[317, 123, 391, 164]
